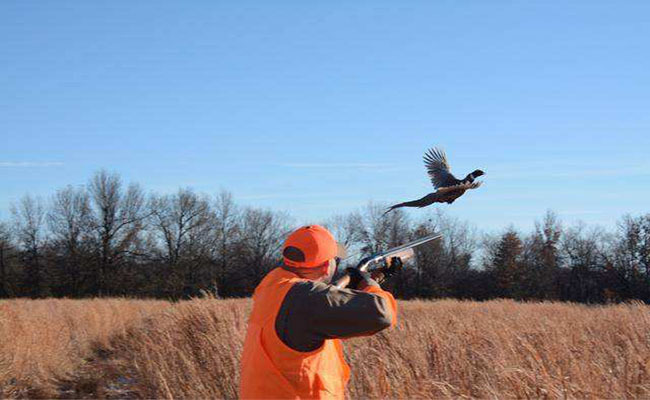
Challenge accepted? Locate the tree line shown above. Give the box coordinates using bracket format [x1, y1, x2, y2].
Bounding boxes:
[1, 170, 649, 303]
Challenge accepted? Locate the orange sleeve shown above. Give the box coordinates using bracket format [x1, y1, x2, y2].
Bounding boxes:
[361, 285, 398, 327]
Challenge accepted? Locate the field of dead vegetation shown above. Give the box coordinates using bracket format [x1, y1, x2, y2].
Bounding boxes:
[1, 297, 649, 399]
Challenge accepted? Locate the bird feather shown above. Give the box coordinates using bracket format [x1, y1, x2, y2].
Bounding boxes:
[423, 147, 458, 189]
[435, 181, 481, 194]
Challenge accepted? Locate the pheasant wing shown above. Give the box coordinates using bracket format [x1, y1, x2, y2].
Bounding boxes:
[435, 181, 481, 194]
[423, 147, 458, 189]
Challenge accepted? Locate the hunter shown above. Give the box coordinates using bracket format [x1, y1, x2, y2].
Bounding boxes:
[239, 224, 399, 399]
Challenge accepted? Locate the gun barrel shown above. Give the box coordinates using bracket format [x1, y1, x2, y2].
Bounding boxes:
[334, 233, 442, 288]
[382, 233, 443, 258]
[364, 233, 442, 268]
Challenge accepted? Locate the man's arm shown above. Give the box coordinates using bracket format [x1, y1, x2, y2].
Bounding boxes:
[275, 279, 398, 352]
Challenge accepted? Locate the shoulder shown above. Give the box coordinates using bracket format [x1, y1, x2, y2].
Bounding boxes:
[283, 280, 331, 305]
[275, 281, 331, 351]
[283, 281, 366, 315]
[286, 280, 382, 310]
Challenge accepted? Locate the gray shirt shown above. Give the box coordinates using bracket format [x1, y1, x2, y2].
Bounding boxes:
[274, 279, 395, 352]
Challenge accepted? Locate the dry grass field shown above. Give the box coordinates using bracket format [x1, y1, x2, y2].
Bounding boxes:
[1, 297, 649, 399]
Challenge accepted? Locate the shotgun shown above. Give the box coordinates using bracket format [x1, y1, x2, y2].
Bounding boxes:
[334, 233, 443, 289]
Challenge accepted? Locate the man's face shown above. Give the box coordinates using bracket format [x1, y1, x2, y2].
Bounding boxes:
[323, 258, 337, 283]
[310, 258, 338, 283]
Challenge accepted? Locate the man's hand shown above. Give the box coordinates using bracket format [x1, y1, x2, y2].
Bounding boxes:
[384, 256, 403, 278]
[372, 256, 404, 285]
[345, 267, 374, 290]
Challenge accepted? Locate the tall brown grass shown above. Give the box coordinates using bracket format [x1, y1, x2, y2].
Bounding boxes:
[0, 298, 170, 398]
[1, 297, 649, 399]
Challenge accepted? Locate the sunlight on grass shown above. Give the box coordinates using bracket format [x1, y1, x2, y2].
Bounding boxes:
[1, 298, 649, 398]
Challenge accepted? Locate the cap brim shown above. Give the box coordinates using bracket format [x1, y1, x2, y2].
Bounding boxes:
[336, 242, 347, 259]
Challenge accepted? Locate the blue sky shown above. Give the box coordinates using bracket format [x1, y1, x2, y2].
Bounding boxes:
[1, 1, 649, 232]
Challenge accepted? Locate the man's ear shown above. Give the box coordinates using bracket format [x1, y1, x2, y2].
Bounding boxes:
[326, 258, 337, 282]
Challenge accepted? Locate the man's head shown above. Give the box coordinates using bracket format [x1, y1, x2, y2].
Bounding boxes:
[282, 225, 346, 282]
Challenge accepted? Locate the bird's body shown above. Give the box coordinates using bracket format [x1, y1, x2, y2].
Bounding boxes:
[386, 147, 484, 213]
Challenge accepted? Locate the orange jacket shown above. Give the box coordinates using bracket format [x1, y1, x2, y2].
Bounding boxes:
[239, 267, 397, 399]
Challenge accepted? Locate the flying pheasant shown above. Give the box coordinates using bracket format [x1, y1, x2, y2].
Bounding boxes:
[385, 147, 484, 213]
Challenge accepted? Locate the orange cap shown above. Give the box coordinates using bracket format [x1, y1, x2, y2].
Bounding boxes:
[282, 225, 347, 268]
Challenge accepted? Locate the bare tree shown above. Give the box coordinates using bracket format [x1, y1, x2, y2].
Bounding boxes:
[0, 222, 13, 297]
[430, 210, 478, 265]
[349, 202, 411, 255]
[535, 211, 563, 269]
[150, 188, 212, 265]
[88, 170, 148, 295]
[150, 188, 213, 296]
[523, 210, 563, 299]
[410, 211, 476, 298]
[561, 223, 611, 302]
[234, 208, 290, 291]
[611, 214, 650, 299]
[49, 186, 91, 247]
[323, 213, 364, 273]
[47, 185, 92, 295]
[11, 194, 46, 297]
[212, 191, 240, 297]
